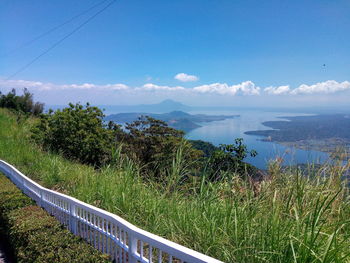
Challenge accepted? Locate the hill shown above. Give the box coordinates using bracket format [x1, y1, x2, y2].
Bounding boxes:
[245, 114, 350, 158]
[98, 99, 191, 113]
[1, 108, 350, 262]
[105, 110, 239, 132]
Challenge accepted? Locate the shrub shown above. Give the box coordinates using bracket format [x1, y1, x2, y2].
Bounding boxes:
[0, 88, 44, 116]
[189, 139, 219, 157]
[32, 103, 122, 166]
[122, 116, 203, 178]
[0, 175, 33, 213]
[0, 174, 109, 263]
[8, 206, 110, 263]
[207, 138, 258, 181]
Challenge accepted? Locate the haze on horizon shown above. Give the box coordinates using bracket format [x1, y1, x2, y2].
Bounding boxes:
[1, 0, 349, 109]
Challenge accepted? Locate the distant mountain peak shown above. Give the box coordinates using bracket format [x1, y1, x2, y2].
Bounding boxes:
[137, 99, 190, 112]
[158, 99, 185, 106]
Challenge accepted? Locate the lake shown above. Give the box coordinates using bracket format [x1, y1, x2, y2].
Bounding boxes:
[185, 110, 330, 169]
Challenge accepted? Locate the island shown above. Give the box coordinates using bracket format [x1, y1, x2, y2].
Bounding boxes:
[245, 114, 350, 159]
[105, 111, 239, 132]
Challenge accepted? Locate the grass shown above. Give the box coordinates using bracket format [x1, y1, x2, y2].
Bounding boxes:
[0, 108, 350, 262]
[0, 174, 110, 263]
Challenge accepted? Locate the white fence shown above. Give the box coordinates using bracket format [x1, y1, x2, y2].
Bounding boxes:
[0, 160, 223, 263]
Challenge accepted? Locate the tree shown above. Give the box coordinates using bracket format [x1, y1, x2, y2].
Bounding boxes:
[0, 88, 44, 115]
[207, 138, 257, 181]
[122, 116, 202, 178]
[32, 103, 121, 166]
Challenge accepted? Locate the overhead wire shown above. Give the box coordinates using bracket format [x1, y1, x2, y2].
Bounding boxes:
[2, 0, 110, 57]
[6, 0, 116, 80]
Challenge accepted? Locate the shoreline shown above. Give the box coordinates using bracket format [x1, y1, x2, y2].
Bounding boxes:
[264, 138, 350, 161]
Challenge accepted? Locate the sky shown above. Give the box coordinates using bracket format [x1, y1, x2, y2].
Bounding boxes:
[1, 0, 350, 108]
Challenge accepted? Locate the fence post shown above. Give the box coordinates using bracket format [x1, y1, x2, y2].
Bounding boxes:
[39, 190, 43, 207]
[70, 203, 77, 235]
[21, 171, 25, 191]
[128, 233, 138, 263]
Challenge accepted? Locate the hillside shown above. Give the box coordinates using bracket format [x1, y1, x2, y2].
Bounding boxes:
[0, 108, 350, 262]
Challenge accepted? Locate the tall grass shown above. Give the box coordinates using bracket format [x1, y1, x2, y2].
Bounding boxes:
[0, 108, 350, 262]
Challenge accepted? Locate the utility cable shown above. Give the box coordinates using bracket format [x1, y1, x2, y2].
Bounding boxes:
[6, 0, 116, 80]
[2, 0, 110, 57]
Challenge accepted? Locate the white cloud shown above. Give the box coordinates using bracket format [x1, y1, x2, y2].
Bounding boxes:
[0, 79, 129, 91]
[139, 83, 185, 91]
[291, 80, 350, 95]
[103, 84, 129, 90]
[0, 79, 46, 89]
[2, 78, 350, 102]
[264, 85, 290, 95]
[193, 81, 260, 96]
[174, 73, 199, 82]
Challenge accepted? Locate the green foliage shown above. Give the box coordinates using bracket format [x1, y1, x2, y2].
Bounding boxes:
[30, 100, 257, 182]
[32, 103, 122, 166]
[32, 104, 204, 178]
[189, 139, 219, 157]
[0, 88, 44, 116]
[1, 109, 350, 262]
[122, 116, 203, 178]
[8, 206, 110, 263]
[207, 138, 258, 181]
[0, 175, 33, 214]
[0, 175, 109, 263]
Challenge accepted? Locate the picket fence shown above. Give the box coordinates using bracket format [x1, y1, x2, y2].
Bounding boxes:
[0, 160, 223, 263]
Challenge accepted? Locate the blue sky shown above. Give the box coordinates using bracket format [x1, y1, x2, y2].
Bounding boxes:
[1, 0, 349, 107]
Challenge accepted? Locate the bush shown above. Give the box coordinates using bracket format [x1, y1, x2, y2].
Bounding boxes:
[122, 116, 203, 178]
[0, 88, 44, 116]
[0, 175, 33, 213]
[32, 103, 122, 166]
[0, 174, 109, 263]
[207, 138, 258, 181]
[189, 139, 219, 157]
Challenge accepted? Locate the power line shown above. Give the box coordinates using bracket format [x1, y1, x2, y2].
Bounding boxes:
[2, 0, 110, 57]
[6, 0, 116, 80]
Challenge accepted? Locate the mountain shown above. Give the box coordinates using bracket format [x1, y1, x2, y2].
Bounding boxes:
[153, 99, 190, 111]
[99, 99, 191, 114]
[105, 110, 239, 132]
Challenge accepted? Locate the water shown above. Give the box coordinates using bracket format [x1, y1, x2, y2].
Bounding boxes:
[185, 110, 330, 169]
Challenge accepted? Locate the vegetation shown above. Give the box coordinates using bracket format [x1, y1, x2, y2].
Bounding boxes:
[32, 103, 121, 166]
[105, 110, 239, 132]
[189, 139, 219, 157]
[0, 88, 44, 116]
[31, 103, 252, 181]
[207, 138, 258, 181]
[0, 174, 109, 263]
[121, 116, 202, 179]
[1, 108, 350, 262]
[245, 114, 350, 141]
[245, 115, 350, 159]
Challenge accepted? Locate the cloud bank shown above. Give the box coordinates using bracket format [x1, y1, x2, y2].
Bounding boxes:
[290, 80, 350, 95]
[193, 81, 260, 96]
[138, 83, 185, 91]
[1, 79, 349, 98]
[264, 85, 290, 95]
[0, 79, 129, 91]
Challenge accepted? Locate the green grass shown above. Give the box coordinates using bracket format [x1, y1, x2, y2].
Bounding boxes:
[0, 108, 350, 262]
[0, 174, 110, 263]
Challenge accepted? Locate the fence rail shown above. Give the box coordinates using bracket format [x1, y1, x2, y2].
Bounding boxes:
[0, 160, 222, 263]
